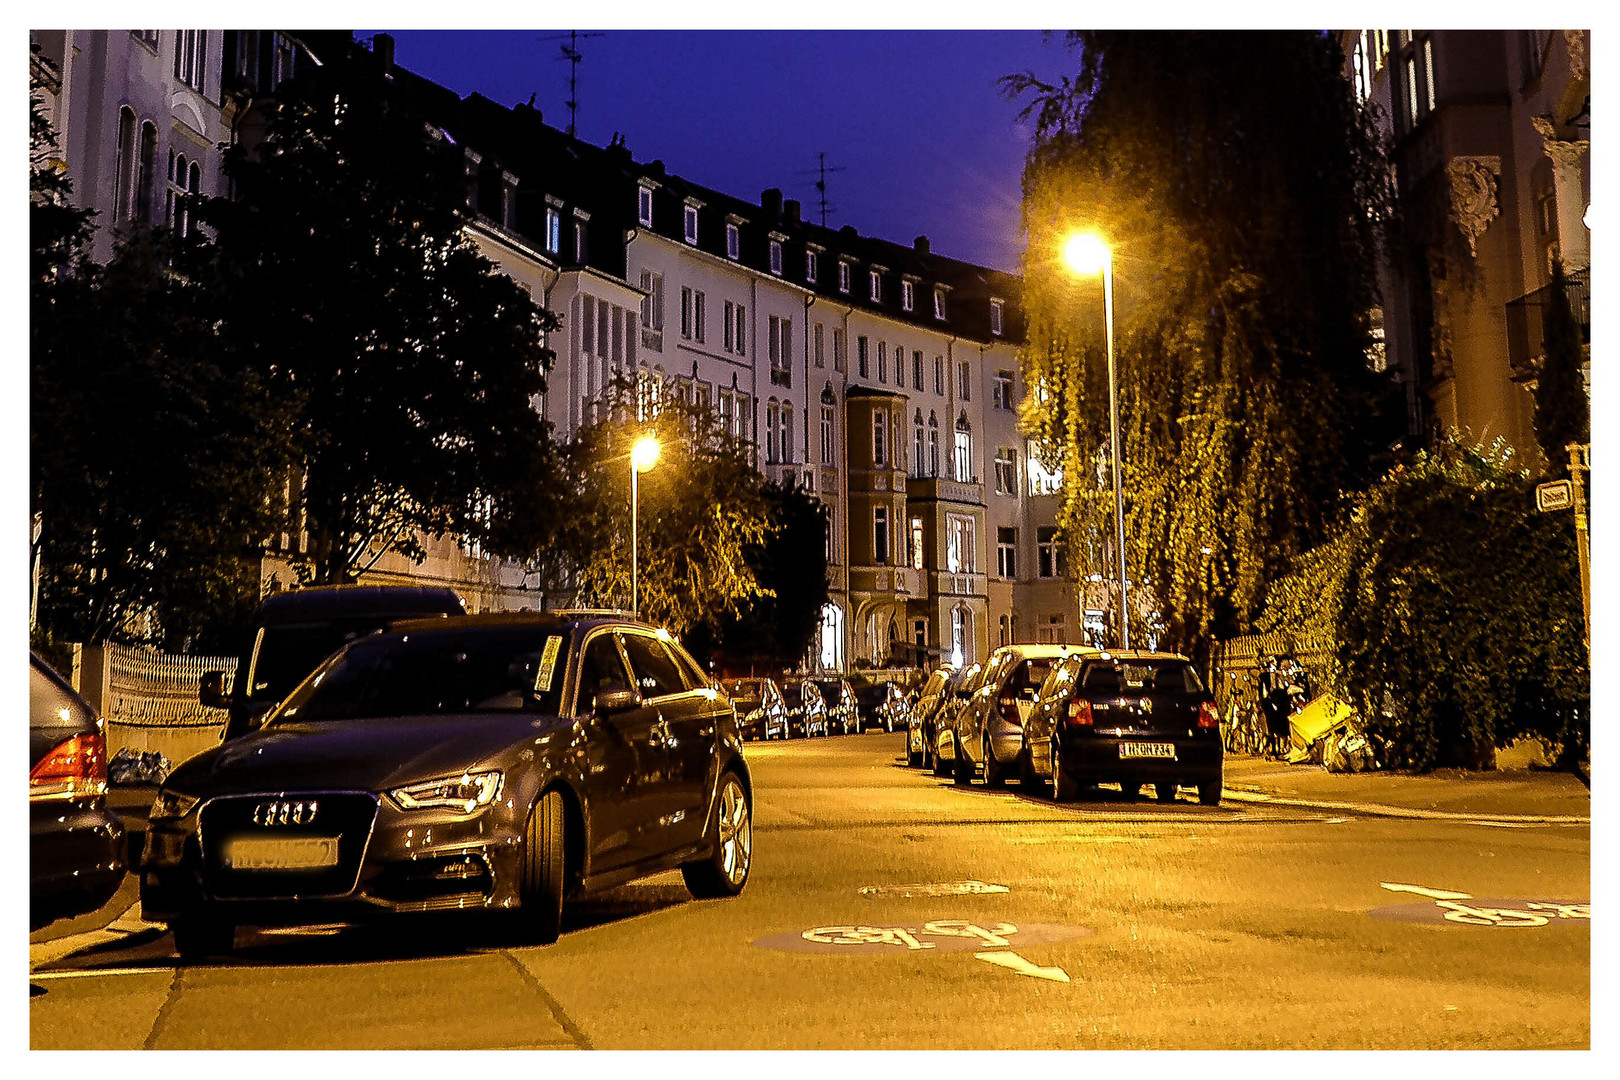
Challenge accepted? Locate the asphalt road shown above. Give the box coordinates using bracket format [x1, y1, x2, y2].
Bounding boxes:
[30, 732, 1590, 1049]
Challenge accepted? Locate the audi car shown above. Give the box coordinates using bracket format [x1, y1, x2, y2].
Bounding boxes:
[141, 612, 753, 959]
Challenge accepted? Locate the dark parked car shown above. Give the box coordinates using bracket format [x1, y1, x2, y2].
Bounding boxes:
[812, 678, 860, 735]
[854, 681, 909, 733]
[930, 663, 985, 778]
[142, 613, 752, 959]
[30, 652, 126, 931]
[780, 679, 828, 738]
[202, 585, 467, 740]
[950, 644, 1097, 787]
[1021, 651, 1223, 805]
[907, 666, 955, 767]
[724, 677, 788, 741]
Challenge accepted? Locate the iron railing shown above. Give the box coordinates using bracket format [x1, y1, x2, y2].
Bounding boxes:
[1505, 266, 1589, 378]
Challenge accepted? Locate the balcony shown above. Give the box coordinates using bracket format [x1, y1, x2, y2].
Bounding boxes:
[1505, 267, 1589, 380]
[905, 474, 984, 506]
[847, 565, 922, 597]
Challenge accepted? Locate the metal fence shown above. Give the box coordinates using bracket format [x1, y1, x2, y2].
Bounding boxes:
[72, 643, 233, 769]
[1209, 630, 1334, 715]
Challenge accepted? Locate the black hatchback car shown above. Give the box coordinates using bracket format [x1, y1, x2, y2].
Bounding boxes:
[30, 652, 126, 931]
[1021, 651, 1223, 805]
[141, 613, 752, 958]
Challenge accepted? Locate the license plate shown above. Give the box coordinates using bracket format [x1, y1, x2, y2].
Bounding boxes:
[1119, 742, 1176, 760]
[225, 836, 340, 870]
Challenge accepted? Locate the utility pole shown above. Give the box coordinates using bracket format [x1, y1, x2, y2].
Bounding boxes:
[539, 30, 603, 138]
[1568, 442, 1590, 649]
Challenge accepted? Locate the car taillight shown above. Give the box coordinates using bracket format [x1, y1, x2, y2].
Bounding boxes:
[1197, 700, 1220, 729]
[1066, 699, 1094, 728]
[1000, 695, 1021, 726]
[30, 731, 108, 801]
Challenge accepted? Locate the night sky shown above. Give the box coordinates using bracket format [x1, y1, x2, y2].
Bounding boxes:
[360, 30, 1078, 273]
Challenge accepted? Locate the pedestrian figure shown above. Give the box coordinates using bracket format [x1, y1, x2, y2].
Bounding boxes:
[1262, 656, 1294, 758]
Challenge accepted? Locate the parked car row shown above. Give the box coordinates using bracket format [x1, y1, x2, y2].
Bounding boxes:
[904, 645, 1223, 806]
[722, 676, 911, 740]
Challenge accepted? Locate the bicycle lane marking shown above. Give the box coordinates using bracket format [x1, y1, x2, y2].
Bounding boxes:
[1369, 881, 1590, 928]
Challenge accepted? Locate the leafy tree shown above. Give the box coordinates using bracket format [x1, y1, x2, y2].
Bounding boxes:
[542, 376, 775, 639]
[1533, 256, 1588, 478]
[1262, 439, 1588, 770]
[1005, 32, 1403, 662]
[187, 43, 562, 584]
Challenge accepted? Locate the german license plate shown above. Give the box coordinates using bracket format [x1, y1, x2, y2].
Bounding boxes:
[225, 836, 340, 870]
[1119, 742, 1176, 760]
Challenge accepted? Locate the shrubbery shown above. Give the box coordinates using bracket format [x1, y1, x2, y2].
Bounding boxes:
[1262, 440, 1587, 770]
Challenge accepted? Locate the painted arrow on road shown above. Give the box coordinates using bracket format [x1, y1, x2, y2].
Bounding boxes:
[1380, 882, 1474, 900]
[974, 950, 1070, 982]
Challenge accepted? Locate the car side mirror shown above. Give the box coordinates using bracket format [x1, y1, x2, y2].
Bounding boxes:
[199, 670, 232, 710]
[595, 689, 641, 718]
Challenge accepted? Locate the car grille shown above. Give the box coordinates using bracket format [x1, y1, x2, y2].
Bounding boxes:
[198, 791, 378, 900]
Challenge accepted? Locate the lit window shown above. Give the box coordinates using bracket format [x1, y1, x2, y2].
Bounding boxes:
[912, 518, 925, 571]
[545, 207, 561, 253]
[820, 405, 835, 464]
[953, 414, 972, 483]
[1423, 37, 1436, 111]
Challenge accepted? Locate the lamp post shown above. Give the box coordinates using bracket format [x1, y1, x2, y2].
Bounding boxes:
[630, 435, 661, 617]
[1063, 232, 1130, 650]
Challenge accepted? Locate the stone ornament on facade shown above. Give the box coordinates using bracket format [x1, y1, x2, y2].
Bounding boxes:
[1563, 29, 1586, 82]
[1531, 114, 1590, 171]
[1445, 156, 1501, 258]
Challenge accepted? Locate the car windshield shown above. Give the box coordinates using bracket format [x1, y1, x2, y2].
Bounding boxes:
[812, 680, 844, 702]
[781, 684, 806, 707]
[272, 626, 573, 722]
[243, 620, 406, 704]
[1082, 659, 1203, 696]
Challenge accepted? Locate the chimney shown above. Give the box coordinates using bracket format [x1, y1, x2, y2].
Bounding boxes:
[914, 235, 930, 255]
[784, 199, 801, 223]
[762, 188, 783, 217]
[375, 33, 394, 74]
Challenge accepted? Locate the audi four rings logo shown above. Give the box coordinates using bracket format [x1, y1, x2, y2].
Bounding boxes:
[252, 800, 319, 826]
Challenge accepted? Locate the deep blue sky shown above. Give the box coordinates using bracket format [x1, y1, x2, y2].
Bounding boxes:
[361, 30, 1078, 273]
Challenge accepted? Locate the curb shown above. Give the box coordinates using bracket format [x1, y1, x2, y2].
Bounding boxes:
[29, 900, 167, 971]
[1221, 786, 1590, 825]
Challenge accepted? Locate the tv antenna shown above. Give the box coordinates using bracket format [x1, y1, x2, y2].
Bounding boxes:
[794, 151, 846, 227]
[538, 30, 604, 138]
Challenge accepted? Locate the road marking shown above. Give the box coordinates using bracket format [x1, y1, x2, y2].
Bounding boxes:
[755, 919, 1092, 954]
[30, 967, 173, 981]
[858, 880, 1009, 898]
[1372, 882, 1590, 928]
[974, 950, 1070, 983]
[1379, 882, 1474, 900]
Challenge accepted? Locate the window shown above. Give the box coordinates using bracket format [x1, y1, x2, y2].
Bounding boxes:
[833, 329, 846, 372]
[1028, 440, 1062, 495]
[993, 370, 1014, 410]
[990, 299, 1004, 336]
[769, 240, 783, 275]
[1353, 32, 1372, 103]
[877, 341, 887, 384]
[638, 185, 654, 227]
[934, 288, 948, 320]
[912, 413, 926, 477]
[582, 295, 597, 357]
[719, 389, 734, 437]
[821, 405, 835, 465]
[912, 351, 924, 391]
[735, 304, 747, 356]
[174, 30, 208, 90]
[869, 270, 882, 302]
[946, 514, 975, 573]
[544, 206, 561, 254]
[681, 287, 694, 340]
[735, 393, 749, 439]
[814, 322, 825, 367]
[826, 506, 837, 562]
[806, 250, 819, 283]
[857, 336, 870, 379]
[873, 409, 888, 467]
[165, 151, 201, 238]
[769, 316, 792, 386]
[838, 261, 851, 293]
[873, 507, 890, 565]
[1405, 55, 1420, 125]
[723, 301, 734, 351]
[693, 291, 705, 344]
[934, 355, 945, 395]
[997, 527, 1017, 579]
[1423, 37, 1436, 111]
[766, 402, 779, 463]
[573, 219, 588, 264]
[911, 518, 925, 571]
[135, 121, 158, 225]
[994, 448, 1017, 495]
[953, 414, 972, 482]
[958, 361, 972, 401]
[683, 204, 699, 244]
[1037, 527, 1064, 579]
[726, 222, 740, 259]
[783, 407, 795, 463]
[901, 280, 914, 311]
[928, 412, 940, 477]
[950, 608, 967, 665]
[133, 30, 160, 49]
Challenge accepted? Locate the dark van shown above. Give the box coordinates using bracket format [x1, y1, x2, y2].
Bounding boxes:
[202, 585, 466, 739]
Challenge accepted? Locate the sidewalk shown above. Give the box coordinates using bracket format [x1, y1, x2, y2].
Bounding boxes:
[1222, 754, 1590, 821]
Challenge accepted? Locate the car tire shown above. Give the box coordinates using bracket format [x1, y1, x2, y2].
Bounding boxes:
[1051, 739, 1081, 803]
[952, 742, 973, 786]
[931, 735, 949, 777]
[982, 737, 1008, 788]
[520, 788, 568, 945]
[682, 772, 752, 899]
[1197, 782, 1222, 807]
[907, 742, 923, 768]
[171, 911, 234, 961]
[1119, 783, 1141, 801]
[1019, 747, 1045, 793]
[1155, 783, 1178, 803]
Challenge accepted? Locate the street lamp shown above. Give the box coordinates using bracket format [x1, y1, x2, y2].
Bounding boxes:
[1063, 231, 1130, 650]
[630, 435, 661, 618]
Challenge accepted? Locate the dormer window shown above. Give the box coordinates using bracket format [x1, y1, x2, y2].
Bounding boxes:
[805, 248, 819, 284]
[726, 222, 740, 259]
[901, 280, 915, 311]
[933, 287, 948, 320]
[838, 261, 851, 294]
[637, 184, 654, 227]
[769, 238, 783, 276]
[869, 269, 882, 302]
[683, 202, 700, 245]
[544, 206, 562, 253]
[990, 298, 1004, 336]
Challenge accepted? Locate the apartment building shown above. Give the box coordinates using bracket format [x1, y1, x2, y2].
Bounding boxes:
[1340, 30, 1590, 465]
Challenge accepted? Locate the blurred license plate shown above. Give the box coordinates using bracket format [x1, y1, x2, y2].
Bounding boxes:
[1119, 743, 1175, 759]
[226, 836, 339, 870]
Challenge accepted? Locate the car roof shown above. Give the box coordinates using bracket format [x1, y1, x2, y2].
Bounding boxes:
[996, 643, 1101, 661]
[257, 585, 466, 624]
[1077, 650, 1193, 663]
[384, 611, 669, 636]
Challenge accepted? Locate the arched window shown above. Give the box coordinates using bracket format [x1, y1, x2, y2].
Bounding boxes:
[928, 411, 940, 477]
[912, 410, 925, 478]
[953, 412, 972, 483]
[819, 602, 846, 671]
[113, 107, 137, 223]
[135, 120, 159, 224]
[766, 399, 779, 463]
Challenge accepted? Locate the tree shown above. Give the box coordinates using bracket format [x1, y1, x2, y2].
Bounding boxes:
[188, 42, 562, 584]
[1533, 256, 1588, 478]
[1005, 32, 1404, 662]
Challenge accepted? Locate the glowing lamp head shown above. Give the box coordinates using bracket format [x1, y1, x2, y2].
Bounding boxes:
[631, 436, 661, 473]
[1063, 233, 1111, 277]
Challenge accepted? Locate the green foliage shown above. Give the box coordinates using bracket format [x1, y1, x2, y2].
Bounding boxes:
[187, 45, 562, 584]
[1533, 256, 1588, 478]
[1262, 440, 1588, 770]
[1006, 32, 1403, 659]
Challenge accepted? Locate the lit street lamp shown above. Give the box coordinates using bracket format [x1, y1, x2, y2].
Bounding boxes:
[630, 435, 661, 617]
[1063, 232, 1130, 650]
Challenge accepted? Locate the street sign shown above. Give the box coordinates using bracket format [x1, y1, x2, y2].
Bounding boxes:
[1536, 480, 1573, 512]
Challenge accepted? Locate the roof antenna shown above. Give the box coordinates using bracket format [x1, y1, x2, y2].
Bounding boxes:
[794, 151, 846, 228]
[538, 30, 604, 138]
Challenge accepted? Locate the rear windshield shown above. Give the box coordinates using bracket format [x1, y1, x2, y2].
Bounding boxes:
[1009, 659, 1055, 694]
[781, 683, 806, 706]
[244, 621, 397, 704]
[812, 680, 845, 702]
[273, 627, 572, 722]
[1082, 660, 1203, 696]
[727, 679, 763, 699]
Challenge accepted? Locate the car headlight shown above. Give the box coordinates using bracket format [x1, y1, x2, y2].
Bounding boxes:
[150, 790, 200, 821]
[388, 771, 504, 814]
